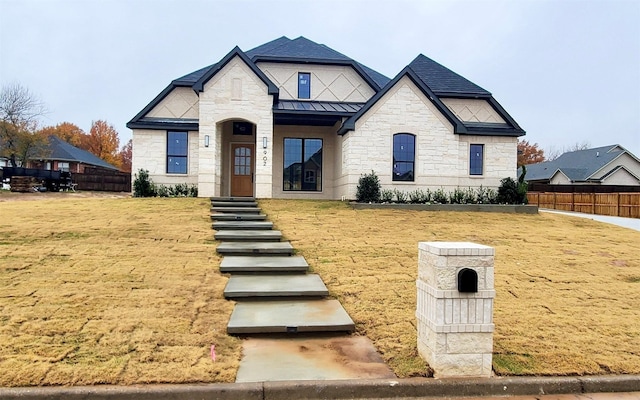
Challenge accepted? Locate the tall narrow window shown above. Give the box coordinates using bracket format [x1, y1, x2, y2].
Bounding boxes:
[283, 138, 322, 191]
[298, 72, 310, 99]
[470, 144, 484, 175]
[167, 131, 188, 174]
[393, 133, 415, 181]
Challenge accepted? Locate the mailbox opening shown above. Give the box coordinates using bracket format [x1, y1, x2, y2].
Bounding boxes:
[458, 268, 478, 293]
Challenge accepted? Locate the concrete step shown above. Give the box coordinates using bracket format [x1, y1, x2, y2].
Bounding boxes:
[215, 230, 282, 242]
[227, 299, 355, 334]
[217, 241, 294, 256]
[211, 201, 258, 208]
[224, 274, 329, 298]
[213, 221, 273, 230]
[211, 207, 261, 214]
[220, 256, 309, 273]
[211, 213, 267, 221]
[211, 196, 256, 202]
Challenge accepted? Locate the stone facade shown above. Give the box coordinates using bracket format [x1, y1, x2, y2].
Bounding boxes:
[416, 242, 495, 378]
[129, 38, 524, 199]
[337, 77, 517, 199]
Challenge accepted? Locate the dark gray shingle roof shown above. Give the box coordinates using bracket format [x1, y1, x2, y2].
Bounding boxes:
[44, 136, 119, 170]
[408, 54, 490, 96]
[524, 145, 630, 182]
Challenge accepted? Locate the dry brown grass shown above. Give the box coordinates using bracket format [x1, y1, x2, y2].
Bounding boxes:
[259, 199, 640, 377]
[1, 195, 639, 386]
[0, 196, 239, 386]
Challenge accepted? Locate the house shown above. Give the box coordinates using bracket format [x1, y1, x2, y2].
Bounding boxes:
[128, 36, 525, 199]
[524, 144, 640, 186]
[28, 135, 119, 173]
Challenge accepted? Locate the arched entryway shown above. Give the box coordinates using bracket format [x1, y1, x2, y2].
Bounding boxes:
[220, 119, 257, 197]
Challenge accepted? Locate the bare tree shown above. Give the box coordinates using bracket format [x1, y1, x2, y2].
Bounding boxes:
[546, 141, 591, 161]
[0, 83, 48, 166]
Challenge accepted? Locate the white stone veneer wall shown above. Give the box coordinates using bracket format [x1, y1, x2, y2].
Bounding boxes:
[416, 242, 495, 378]
[335, 76, 517, 200]
[198, 55, 274, 198]
[131, 129, 199, 187]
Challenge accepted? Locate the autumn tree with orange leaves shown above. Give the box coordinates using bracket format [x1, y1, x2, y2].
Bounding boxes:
[517, 140, 545, 167]
[118, 139, 132, 172]
[86, 120, 120, 168]
[38, 122, 86, 148]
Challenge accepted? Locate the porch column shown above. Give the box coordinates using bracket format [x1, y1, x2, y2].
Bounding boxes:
[198, 123, 221, 198]
[254, 119, 273, 198]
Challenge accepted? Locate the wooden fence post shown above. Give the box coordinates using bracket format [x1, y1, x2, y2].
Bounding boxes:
[617, 193, 620, 217]
[591, 193, 596, 215]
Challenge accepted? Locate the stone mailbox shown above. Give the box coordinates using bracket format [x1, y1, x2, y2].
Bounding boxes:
[416, 242, 495, 378]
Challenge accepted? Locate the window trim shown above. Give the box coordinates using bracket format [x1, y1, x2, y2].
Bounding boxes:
[298, 72, 311, 99]
[392, 133, 416, 182]
[167, 131, 188, 175]
[469, 143, 484, 176]
[283, 137, 323, 192]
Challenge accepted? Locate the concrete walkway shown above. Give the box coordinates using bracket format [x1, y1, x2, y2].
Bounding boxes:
[212, 197, 394, 382]
[541, 209, 640, 231]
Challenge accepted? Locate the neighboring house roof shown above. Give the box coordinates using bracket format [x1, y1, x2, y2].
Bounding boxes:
[523, 144, 640, 183]
[37, 136, 119, 171]
[338, 54, 525, 136]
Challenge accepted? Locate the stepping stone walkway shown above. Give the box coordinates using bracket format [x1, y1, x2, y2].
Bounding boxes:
[212, 197, 354, 334]
[211, 197, 396, 382]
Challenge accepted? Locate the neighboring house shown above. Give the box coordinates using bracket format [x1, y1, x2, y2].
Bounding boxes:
[128, 36, 525, 199]
[523, 144, 640, 186]
[28, 135, 119, 173]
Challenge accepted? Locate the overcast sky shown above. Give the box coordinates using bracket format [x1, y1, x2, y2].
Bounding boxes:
[1, 0, 639, 157]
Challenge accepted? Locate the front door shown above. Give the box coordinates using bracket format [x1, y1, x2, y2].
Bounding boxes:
[230, 143, 254, 197]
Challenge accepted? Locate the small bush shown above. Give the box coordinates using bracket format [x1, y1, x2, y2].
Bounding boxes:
[394, 189, 408, 203]
[133, 169, 157, 198]
[408, 189, 430, 204]
[497, 177, 517, 203]
[356, 171, 381, 203]
[381, 189, 394, 203]
[156, 185, 170, 197]
[449, 188, 465, 204]
[432, 188, 448, 204]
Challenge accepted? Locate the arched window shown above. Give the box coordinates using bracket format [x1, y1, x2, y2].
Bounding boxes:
[393, 133, 415, 181]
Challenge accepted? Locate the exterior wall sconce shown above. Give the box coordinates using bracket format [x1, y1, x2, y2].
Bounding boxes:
[204, 135, 210, 147]
[262, 137, 268, 149]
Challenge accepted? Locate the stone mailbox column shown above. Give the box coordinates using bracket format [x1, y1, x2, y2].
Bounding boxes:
[416, 242, 495, 378]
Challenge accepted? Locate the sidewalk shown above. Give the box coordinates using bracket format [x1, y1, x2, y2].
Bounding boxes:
[541, 209, 640, 231]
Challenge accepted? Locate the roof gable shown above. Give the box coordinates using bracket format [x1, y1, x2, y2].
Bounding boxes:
[192, 46, 279, 95]
[43, 136, 119, 170]
[338, 64, 524, 137]
[408, 54, 490, 96]
[247, 36, 389, 91]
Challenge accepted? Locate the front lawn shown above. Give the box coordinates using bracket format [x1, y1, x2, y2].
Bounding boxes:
[0, 195, 638, 386]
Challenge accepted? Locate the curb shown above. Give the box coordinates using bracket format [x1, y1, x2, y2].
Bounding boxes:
[0, 375, 638, 400]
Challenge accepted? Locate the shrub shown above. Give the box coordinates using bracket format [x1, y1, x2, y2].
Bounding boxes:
[449, 188, 465, 204]
[497, 177, 523, 204]
[432, 188, 448, 204]
[408, 189, 430, 204]
[394, 189, 408, 203]
[356, 171, 381, 203]
[380, 189, 394, 203]
[133, 169, 157, 197]
[156, 185, 170, 197]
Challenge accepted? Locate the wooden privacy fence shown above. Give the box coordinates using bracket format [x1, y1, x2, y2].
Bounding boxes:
[527, 192, 640, 218]
[73, 168, 131, 192]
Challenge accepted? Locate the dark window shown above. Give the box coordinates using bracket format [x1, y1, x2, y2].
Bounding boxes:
[283, 138, 322, 191]
[470, 144, 484, 175]
[298, 72, 310, 99]
[393, 133, 415, 181]
[167, 131, 188, 174]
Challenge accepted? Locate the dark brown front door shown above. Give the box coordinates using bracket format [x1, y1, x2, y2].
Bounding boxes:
[230, 143, 254, 197]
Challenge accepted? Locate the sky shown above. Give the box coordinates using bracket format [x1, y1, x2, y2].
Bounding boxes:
[1, 0, 639, 157]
